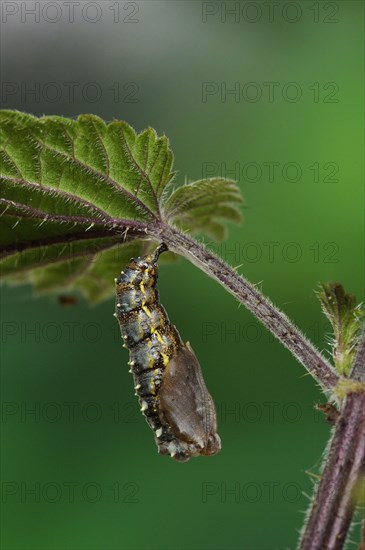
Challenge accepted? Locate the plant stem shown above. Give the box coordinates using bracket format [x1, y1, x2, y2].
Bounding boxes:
[153, 224, 339, 393]
[299, 329, 365, 549]
[298, 391, 365, 550]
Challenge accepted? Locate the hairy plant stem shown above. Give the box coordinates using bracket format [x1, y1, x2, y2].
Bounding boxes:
[299, 390, 365, 549]
[150, 224, 339, 393]
[298, 331, 365, 549]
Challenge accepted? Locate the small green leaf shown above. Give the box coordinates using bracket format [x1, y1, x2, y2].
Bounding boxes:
[0, 111, 243, 301]
[316, 283, 365, 376]
[164, 178, 243, 240]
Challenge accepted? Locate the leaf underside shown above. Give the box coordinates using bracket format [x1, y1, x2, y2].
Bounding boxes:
[0, 110, 243, 301]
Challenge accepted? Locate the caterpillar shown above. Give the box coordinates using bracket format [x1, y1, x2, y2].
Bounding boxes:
[114, 243, 221, 462]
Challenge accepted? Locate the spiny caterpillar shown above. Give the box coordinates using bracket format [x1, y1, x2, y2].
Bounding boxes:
[114, 243, 221, 462]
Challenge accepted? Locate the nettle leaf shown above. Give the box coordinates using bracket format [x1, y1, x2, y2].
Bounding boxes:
[0, 111, 242, 301]
[317, 283, 365, 376]
[164, 178, 243, 240]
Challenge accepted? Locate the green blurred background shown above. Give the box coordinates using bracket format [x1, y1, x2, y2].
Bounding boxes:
[1, 1, 364, 548]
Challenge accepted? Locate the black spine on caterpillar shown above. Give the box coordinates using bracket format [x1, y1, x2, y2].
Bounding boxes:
[114, 243, 221, 462]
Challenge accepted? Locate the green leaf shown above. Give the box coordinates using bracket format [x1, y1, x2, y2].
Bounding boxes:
[316, 283, 365, 376]
[164, 178, 243, 240]
[0, 111, 243, 301]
